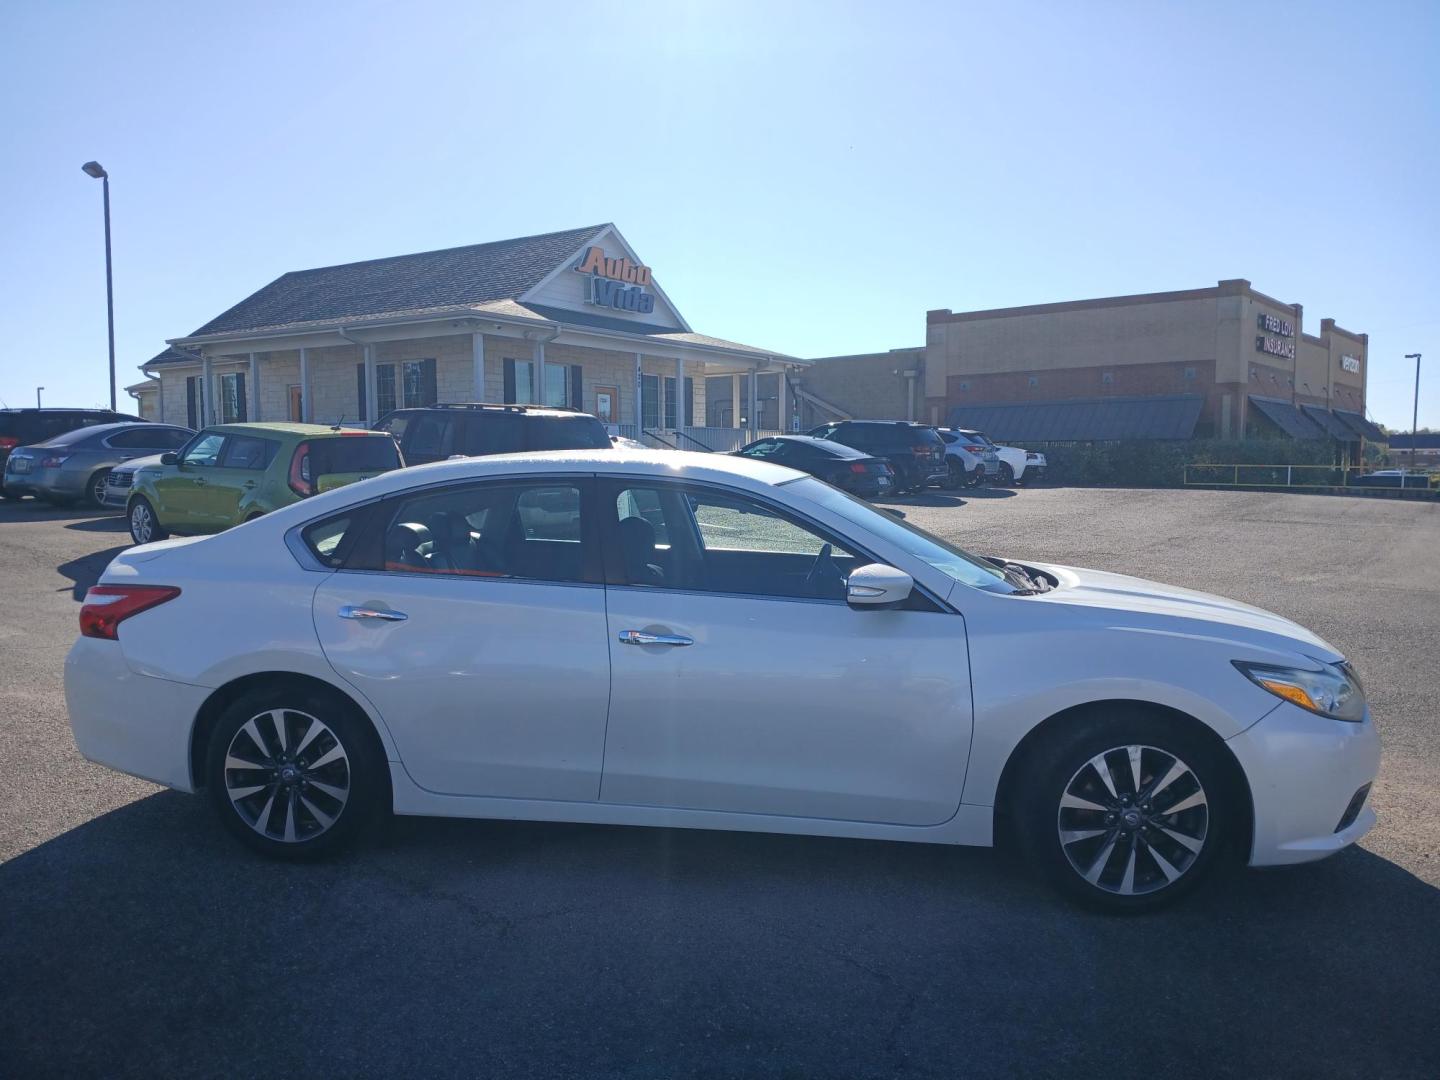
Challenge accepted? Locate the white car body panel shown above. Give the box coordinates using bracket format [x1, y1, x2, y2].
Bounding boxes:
[64, 449, 1380, 868]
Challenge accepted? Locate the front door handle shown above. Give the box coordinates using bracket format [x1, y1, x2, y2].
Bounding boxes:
[243, 481, 257, 489]
[339, 605, 408, 623]
[618, 629, 693, 647]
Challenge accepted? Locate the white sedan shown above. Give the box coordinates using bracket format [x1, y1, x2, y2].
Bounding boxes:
[65, 449, 1379, 911]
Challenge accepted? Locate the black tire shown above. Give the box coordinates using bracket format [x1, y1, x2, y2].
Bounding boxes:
[128, 496, 168, 545]
[966, 465, 985, 488]
[205, 684, 386, 861]
[943, 460, 967, 491]
[86, 469, 111, 509]
[999, 462, 1016, 487]
[1013, 706, 1234, 913]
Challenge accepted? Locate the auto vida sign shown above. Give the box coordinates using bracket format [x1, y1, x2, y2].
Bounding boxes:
[1255, 312, 1296, 360]
[1341, 354, 1361, 374]
[573, 246, 656, 315]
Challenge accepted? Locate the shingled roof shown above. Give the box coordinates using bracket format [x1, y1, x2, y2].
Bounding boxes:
[188, 224, 609, 338]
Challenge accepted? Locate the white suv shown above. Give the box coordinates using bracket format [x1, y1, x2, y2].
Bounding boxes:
[935, 429, 1000, 488]
[955, 428, 1046, 485]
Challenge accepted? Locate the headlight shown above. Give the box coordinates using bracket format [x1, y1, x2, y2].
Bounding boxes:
[1233, 659, 1366, 722]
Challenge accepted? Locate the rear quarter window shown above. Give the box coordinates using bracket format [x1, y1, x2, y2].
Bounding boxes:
[524, 415, 611, 451]
[310, 436, 401, 474]
[301, 513, 355, 568]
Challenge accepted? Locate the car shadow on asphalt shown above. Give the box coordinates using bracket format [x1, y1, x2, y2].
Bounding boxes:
[1, 792, 1436, 1076]
[64, 515, 129, 533]
[55, 545, 127, 600]
[0, 499, 117, 524]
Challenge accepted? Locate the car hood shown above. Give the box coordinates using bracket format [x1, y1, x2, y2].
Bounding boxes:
[1023, 561, 1342, 663]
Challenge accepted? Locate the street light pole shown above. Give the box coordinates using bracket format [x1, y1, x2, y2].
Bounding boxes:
[1404, 353, 1422, 471]
[81, 161, 116, 411]
[36, 387, 44, 408]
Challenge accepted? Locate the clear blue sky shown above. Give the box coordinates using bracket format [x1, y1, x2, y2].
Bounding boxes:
[2, 0, 1435, 427]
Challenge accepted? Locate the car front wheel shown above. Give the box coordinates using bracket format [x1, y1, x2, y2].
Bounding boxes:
[998, 463, 1016, 486]
[1016, 710, 1232, 912]
[128, 497, 168, 545]
[205, 686, 385, 860]
[87, 469, 111, 508]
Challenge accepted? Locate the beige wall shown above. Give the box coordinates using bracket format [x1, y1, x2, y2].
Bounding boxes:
[148, 333, 723, 429]
[798, 348, 923, 425]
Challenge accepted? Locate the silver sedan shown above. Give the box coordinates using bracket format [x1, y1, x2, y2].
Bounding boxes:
[2, 422, 193, 508]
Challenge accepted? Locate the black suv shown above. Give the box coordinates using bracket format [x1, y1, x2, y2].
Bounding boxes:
[807, 420, 948, 493]
[1, 408, 143, 498]
[375, 403, 611, 466]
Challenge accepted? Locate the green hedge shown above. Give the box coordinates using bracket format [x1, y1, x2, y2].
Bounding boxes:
[1036, 439, 1343, 488]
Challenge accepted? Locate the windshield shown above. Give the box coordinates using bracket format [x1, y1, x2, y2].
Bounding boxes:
[785, 477, 1014, 593]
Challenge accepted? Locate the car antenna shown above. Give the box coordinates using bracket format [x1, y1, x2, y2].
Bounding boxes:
[331, 414, 344, 432]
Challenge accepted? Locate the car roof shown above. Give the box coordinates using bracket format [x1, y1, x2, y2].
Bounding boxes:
[204, 422, 391, 438]
[274, 449, 806, 518]
[770, 435, 868, 456]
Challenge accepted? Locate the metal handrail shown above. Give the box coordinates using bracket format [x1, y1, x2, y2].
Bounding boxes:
[1182, 463, 1435, 489]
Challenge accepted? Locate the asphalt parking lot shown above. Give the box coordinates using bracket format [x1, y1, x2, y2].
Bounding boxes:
[1, 487, 1437, 1079]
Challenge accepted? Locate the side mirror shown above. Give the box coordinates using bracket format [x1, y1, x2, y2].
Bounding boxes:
[846, 563, 914, 610]
[160, 453, 178, 465]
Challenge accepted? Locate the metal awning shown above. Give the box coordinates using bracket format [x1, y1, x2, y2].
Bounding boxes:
[1301, 405, 1360, 441]
[947, 394, 1203, 442]
[1247, 396, 1325, 439]
[1334, 410, 1387, 441]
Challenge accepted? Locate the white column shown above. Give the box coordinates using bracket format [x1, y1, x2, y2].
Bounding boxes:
[534, 337, 545, 406]
[471, 332, 485, 401]
[675, 355, 685, 428]
[778, 366, 788, 432]
[298, 347, 311, 422]
[747, 368, 758, 437]
[201, 353, 213, 424]
[248, 353, 260, 421]
[731, 374, 741, 429]
[364, 344, 377, 426]
[634, 352, 644, 431]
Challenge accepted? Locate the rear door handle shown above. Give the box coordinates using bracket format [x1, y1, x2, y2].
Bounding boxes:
[339, 605, 408, 623]
[618, 629, 693, 647]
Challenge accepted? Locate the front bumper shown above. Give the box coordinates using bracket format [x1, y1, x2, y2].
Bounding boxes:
[65, 636, 209, 792]
[1227, 700, 1381, 866]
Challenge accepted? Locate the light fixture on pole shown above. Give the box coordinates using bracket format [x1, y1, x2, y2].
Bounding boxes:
[36, 387, 44, 408]
[81, 160, 117, 411]
[1404, 353, 1422, 471]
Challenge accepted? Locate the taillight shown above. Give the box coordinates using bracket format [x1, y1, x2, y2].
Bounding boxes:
[40, 454, 71, 468]
[911, 445, 932, 457]
[849, 462, 868, 474]
[79, 585, 181, 640]
[964, 445, 986, 453]
[0, 436, 17, 450]
[289, 441, 313, 497]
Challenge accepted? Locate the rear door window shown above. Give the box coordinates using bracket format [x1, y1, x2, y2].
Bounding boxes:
[462, 414, 521, 455]
[407, 415, 452, 459]
[219, 436, 278, 470]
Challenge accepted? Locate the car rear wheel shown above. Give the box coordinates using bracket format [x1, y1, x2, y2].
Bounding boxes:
[1015, 709, 1232, 912]
[205, 687, 385, 860]
[86, 469, 111, 509]
[128, 497, 167, 545]
[943, 460, 967, 490]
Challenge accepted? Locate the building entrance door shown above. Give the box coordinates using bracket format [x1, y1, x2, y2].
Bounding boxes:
[288, 385, 303, 422]
[594, 385, 618, 426]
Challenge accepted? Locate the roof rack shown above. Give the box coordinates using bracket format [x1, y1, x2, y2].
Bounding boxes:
[422, 402, 586, 414]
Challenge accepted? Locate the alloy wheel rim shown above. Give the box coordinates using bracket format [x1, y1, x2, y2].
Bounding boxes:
[1056, 744, 1208, 896]
[93, 475, 107, 504]
[223, 708, 350, 843]
[131, 504, 151, 543]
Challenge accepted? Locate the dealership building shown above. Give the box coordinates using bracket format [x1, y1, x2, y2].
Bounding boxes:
[130, 224, 806, 448]
[799, 279, 1383, 445]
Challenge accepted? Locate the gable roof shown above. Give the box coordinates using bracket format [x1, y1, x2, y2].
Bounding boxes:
[189, 224, 609, 338]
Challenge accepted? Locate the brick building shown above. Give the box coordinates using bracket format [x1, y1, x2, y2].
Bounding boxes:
[133, 224, 806, 449]
[799, 279, 1384, 445]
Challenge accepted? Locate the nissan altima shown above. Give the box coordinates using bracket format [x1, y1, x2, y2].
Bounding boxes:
[65, 450, 1380, 911]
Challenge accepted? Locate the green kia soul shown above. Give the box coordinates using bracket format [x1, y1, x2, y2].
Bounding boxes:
[126, 422, 403, 545]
